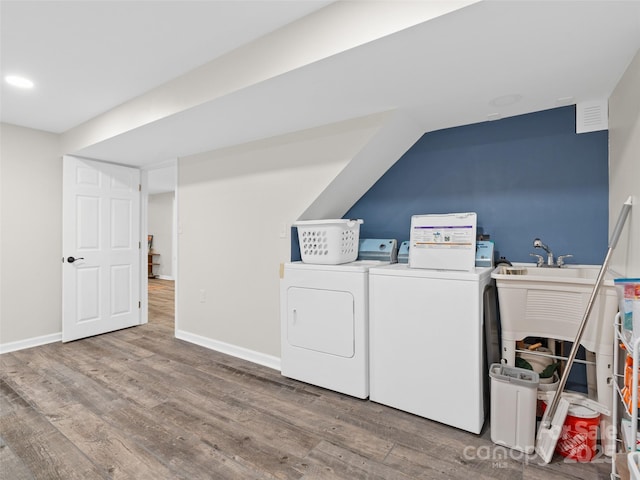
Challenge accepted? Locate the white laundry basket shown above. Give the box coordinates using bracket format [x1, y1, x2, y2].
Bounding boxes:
[294, 219, 363, 265]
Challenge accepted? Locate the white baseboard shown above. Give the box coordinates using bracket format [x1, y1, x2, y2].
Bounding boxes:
[157, 275, 174, 281]
[175, 329, 281, 371]
[0, 332, 61, 354]
[0, 330, 281, 374]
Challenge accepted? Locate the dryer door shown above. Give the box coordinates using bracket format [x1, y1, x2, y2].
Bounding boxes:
[286, 287, 354, 358]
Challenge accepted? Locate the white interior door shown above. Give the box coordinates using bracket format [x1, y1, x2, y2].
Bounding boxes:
[62, 155, 141, 342]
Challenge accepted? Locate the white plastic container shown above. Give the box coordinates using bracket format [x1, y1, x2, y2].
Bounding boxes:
[489, 363, 539, 454]
[294, 219, 363, 265]
[615, 278, 640, 343]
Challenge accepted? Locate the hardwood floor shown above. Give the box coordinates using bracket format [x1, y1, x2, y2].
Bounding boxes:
[1, 279, 612, 479]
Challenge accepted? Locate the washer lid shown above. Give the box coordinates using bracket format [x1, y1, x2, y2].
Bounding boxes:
[369, 263, 492, 280]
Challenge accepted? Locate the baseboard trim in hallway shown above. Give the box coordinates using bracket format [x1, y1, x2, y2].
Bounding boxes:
[175, 328, 281, 372]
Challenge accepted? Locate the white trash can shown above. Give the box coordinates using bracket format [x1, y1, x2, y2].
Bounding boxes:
[489, 363, 539, 454]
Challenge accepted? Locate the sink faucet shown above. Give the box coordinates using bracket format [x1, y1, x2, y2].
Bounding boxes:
[532, 238, 554, 266]
[530, 238, 573, 267]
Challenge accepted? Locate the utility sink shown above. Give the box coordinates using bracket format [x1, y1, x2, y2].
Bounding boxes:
[491, 263, 619, 355]
[492, 262, 620, 456]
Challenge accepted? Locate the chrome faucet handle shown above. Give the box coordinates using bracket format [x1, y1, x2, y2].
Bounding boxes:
[530, 253, 545, 267]
[556, 254, 573, 267]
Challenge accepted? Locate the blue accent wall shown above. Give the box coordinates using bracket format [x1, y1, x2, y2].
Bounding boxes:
[344, 106, 609, 265]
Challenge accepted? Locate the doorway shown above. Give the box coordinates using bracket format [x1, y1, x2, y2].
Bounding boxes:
[148, 278, 175, 330]
[146, 161, 177, 331]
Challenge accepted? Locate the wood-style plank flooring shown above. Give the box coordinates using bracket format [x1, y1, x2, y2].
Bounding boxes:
[1, 279, 612, 479]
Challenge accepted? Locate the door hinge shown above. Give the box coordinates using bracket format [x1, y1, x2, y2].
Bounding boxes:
[139, 241, 141, 249]
[138, 184, 141, 192]
[138, 301, 141, 309]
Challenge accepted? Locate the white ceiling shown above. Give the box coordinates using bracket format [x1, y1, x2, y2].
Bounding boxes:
[0, 0, 332, 133]
[2, 0, 640, 189]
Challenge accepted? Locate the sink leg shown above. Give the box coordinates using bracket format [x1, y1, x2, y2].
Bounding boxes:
[586, 350, 598, 399]
[502, 340, 516, 365]
[596, 351, 614, 457]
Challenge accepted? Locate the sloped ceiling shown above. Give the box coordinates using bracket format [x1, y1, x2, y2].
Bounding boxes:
[2, 1, 640, 169]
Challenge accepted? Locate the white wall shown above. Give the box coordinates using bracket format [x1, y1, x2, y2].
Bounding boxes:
[177, 117, 382, 364]
[300, 111, 423, 220]
[0, 123, 62, 351]
[148, 192, 174, 279]
[609, 49, 640, 277]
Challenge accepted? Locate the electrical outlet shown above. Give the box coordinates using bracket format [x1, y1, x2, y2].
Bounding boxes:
[279, 222, 288, 239]
[199, 289, 206, 303]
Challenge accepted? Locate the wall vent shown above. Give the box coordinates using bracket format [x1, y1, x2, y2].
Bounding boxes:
[576, 99, 608, 133]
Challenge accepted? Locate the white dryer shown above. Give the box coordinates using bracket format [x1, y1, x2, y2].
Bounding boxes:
[280, 260, 389, 399]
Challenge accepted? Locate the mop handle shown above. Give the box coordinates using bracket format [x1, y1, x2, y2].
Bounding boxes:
[610, 197, 633, 249]
[543, 196, 633, 426]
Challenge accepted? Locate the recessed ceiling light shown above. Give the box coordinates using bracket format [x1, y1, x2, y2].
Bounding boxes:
[489, 94, 522, 107]
[5, 75, 34, 89]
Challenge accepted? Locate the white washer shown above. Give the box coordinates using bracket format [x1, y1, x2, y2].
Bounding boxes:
[280, 260, 389, 399]
[369, 263, 493, 434]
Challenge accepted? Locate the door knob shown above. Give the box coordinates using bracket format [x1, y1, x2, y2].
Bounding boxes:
[67, 256, 85, 263]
